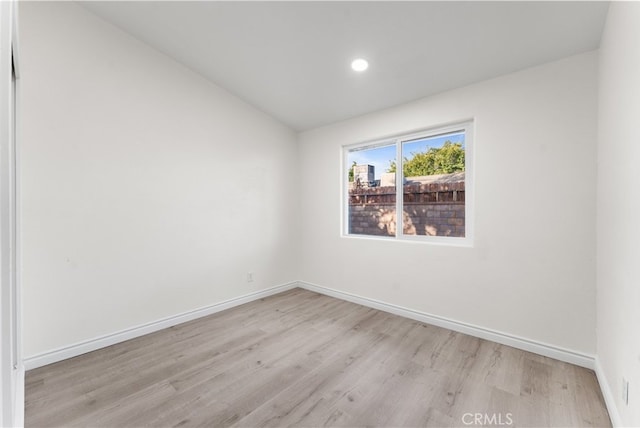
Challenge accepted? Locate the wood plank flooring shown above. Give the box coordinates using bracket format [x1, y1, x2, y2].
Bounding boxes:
[25, 288, 611, 427]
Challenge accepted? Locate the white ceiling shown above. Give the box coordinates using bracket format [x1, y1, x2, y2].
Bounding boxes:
[80, 1, 609, 131]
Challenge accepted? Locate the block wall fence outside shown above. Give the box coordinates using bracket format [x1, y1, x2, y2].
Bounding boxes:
[349, 182, 465, 237]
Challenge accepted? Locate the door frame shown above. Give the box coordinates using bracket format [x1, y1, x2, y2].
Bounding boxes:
[1, 0, 23, 426]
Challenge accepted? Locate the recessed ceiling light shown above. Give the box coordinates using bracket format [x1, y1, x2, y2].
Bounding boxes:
[351, 58, 369, 72]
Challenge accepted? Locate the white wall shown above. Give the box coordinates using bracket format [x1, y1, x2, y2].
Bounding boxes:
[597, 3, 640, 426]
[20, 2, 298, 358]
[298, 52, 598, 355]
[17, 0, 609, 384]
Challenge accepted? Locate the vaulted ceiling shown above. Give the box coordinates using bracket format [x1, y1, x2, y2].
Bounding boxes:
[81, 1, 609, 131]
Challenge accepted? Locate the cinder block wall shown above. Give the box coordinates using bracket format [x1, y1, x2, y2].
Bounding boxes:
[349, 182, 465, 237]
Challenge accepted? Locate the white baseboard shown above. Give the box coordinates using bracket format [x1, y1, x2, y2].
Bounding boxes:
[594, 357, 622, 427]
[297, 281, 596, 370]
[23, 282, 297, 370]
[24, 279, 596, 374]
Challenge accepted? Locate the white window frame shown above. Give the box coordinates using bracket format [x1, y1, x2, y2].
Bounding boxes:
[342, 121, 474, 247]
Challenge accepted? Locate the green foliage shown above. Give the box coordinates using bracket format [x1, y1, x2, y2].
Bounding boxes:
[348, 161, 356, 182]
[387, 141, 465, 177]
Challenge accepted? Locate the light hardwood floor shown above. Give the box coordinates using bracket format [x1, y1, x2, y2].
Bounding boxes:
[25, 288, 610, 427]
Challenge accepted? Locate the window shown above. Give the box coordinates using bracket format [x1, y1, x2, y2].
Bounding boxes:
[343, 122, 473, 245]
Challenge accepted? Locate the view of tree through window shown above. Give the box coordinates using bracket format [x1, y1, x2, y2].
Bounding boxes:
[345, 125, 470, 241]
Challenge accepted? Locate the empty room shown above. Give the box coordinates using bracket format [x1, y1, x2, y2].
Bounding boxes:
[0, 1, 639, 427]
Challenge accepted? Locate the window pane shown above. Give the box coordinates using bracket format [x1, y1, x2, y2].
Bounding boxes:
[401, 131, 465, 237]
[347, 144, 396, 236]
